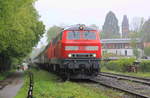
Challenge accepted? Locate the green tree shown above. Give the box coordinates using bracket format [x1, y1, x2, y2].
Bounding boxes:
[140, 19, 150, 56]
[102, 11, 120, 39]
[0, 0, 45, 72]
[130, 17, 144, 33]
[144, 47, 150, 56]
[141, 19, 150, 42]
[130, 33, 140, 58]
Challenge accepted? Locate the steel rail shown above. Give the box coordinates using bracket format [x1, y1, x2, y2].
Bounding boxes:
[99, 72, 150, 85]
[90, 78, 150, 98]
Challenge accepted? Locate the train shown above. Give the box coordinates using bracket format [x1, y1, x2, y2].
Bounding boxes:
[35, 25, 102, 79]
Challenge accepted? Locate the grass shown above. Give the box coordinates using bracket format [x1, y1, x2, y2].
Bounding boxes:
[15, 69, 109, 98]
[102, 67, 150, 78]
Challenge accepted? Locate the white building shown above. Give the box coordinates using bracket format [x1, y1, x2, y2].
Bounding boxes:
[101, 38, 143, 57]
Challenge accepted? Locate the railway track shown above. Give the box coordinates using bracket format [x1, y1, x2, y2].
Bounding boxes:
[100, 72, 150, 85]
[90, 72, 150, 98]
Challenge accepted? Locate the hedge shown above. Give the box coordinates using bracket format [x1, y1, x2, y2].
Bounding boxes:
[139, 60, 150, 72]
[102, 58, 135, 72]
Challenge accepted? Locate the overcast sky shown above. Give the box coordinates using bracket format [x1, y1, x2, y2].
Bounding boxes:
[35, 0, 150, 30]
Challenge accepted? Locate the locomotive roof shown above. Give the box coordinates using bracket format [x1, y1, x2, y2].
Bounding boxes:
[65, 26, 97, 31]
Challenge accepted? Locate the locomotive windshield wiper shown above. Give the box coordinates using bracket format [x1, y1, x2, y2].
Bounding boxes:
[84, 31, 90, 40]
[73, 31, 80, 40]
[73, 31, 76, 37]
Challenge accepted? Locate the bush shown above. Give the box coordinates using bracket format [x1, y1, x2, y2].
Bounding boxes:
[139, 60, 150, 72]
[105, 60, 120, 71]
[103, 58, 135, 72]
[144, 47, 150, 56]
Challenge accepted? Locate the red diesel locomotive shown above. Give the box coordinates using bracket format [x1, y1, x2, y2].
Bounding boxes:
[36, 25, 102, 79]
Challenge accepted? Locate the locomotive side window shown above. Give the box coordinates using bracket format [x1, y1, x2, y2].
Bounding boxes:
[83, 32, 96, 40]
[67, 31, 80, 40]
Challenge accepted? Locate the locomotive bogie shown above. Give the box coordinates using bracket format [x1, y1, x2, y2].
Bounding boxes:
[47, 58, 100, 79]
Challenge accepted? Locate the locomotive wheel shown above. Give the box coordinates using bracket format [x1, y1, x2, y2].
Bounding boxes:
[62, 74, 70, 81]
[53, 65, 56, 72]
[51, 64, 54, 72]
[49, 64, 52, 72]
[66, 74, 70, 81]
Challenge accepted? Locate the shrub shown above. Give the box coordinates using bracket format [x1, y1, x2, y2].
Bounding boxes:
[139, 60, 150, 72]
[119, 58, 135, 72]
[144, 47, 150, 56]
[103, 58, 135, 72]
[105, 60, 120, 71]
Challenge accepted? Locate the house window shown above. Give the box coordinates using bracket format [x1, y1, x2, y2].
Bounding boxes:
[112, 44, 115, 49]
[114, 44, 117, 49]
[120, 43, 122, 49]
[103, 44, 107, 49]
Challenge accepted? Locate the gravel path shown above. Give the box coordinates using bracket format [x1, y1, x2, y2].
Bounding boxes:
[0, 71, 24, 98]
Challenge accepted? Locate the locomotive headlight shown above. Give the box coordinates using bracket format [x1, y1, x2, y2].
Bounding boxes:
[68, 54, 72, 57]
[65, 46, 78, 50]
[79, 26, 84, 30]
[86, 46, 98, 50]
[93, 54, 96, 57]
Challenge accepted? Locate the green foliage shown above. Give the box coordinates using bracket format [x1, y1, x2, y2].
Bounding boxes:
[141, 19, 150, 42]
[103, 59, 150, 73]
[105, 60, 121, 72]
[0, 0, 45, 71]
[0, 70, 14, 80]
[102, 52, 122, 58]
[144, 47, 150, 56]
[47, 26, 62, 43]
[133, 49, 140, 58]
[102, 68, 150, 78]
[139, 60, 150, 72]
[104, 58, 135, 72]
[130, 32, 140, 58]
[102, 11, 120, 39]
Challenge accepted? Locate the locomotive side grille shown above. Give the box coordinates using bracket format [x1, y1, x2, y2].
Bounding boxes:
[79, 46, 85, 50]
[78, 46, 99, 51]
[65, 46, 98, 51]
[70, 53, 95, 58]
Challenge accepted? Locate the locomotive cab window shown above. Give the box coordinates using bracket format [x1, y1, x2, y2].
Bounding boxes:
[67, 31, 97, 40]
[67, 31, 80, 40]
[83, 32, 96, 40]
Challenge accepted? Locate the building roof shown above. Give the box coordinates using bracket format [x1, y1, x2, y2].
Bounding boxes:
[101, 38, 141, 44]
